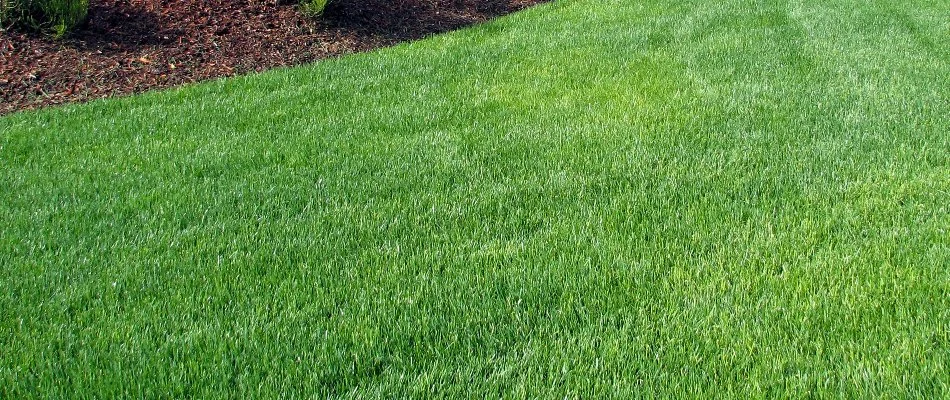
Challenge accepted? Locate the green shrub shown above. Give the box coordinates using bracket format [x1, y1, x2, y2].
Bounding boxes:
[301, 0, 330, 17]
[1, 0, 89, 37]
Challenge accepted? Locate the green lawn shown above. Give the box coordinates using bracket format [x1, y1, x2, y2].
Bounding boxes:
[2, 0, 949, 397]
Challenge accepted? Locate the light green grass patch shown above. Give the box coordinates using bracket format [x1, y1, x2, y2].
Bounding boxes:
[1, 0, 948, 397]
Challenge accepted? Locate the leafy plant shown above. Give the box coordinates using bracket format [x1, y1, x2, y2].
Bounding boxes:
[301, 0, 329, 17]
[0, 0, 15, 29]
[1, 0, 89, 37]
[36, 0, 88, 37]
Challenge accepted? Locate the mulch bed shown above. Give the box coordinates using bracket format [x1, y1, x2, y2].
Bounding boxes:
[0, 0, 544, 115]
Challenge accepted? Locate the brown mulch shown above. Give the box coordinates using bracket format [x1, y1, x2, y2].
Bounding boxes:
[0, 0, 544, 115]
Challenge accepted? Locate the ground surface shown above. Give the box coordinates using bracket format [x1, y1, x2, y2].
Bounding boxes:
[1, 0, 949, 397]
[0, 0, 541, 115]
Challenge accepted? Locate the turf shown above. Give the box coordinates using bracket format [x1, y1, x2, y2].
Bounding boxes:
[1, 0, 949, 397]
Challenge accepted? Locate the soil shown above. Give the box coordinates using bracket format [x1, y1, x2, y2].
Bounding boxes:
[0, 0, 545, 115]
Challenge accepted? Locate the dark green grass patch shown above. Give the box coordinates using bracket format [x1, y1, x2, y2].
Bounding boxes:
[1, 0, 948, 397]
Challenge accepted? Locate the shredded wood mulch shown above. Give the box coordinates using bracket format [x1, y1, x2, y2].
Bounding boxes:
[0, 0, 544, 115]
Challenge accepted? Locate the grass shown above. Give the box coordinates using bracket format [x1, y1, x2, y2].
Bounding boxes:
[1, 0, 948, 397]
